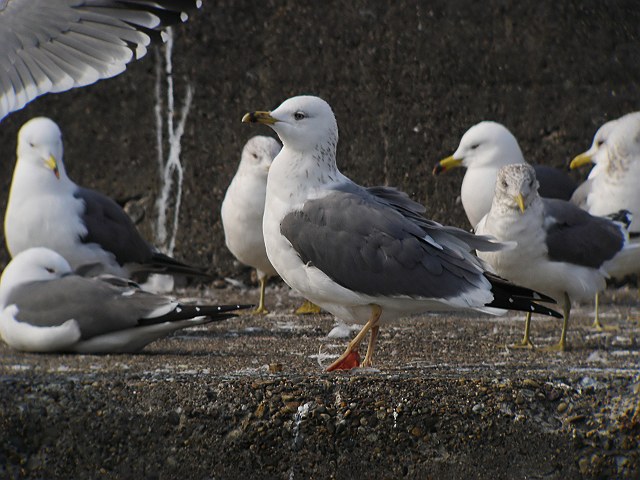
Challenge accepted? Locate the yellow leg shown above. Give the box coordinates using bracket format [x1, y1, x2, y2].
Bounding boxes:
[544, 292, 570, 352]
[252, 276, 269, 315]
[591, 292, 617, 331]
[510, 312, 535, 349]
[326, 305, 382, 372]
[294, 300, 322, 315]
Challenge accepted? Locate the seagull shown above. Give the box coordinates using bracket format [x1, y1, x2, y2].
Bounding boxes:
[4, 116, 209, 280]
[569, 112, 640, 232]
[568, 118, 615, 210]
[221, 136, 281, 314]
[434, 121, 577, 229]
[221, 135, 323, 315]
[0, 0, 201, 122]
[242, 95, 560, 371]
[475, 164, 628, 350]
[569, 112, 640, 315]
[0, 248, 249, 353]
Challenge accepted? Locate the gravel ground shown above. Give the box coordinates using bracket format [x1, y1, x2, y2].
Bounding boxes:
[0, 282, 638, 479]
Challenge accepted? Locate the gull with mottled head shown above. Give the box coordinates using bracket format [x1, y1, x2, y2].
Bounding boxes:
[476, 164, 629, 349]
[243, 95, 560, 371]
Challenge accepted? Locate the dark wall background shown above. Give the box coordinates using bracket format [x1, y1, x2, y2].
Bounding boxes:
[1, 1, 638, 277]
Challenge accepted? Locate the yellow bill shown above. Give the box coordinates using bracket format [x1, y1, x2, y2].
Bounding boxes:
[44, 155, 60, 179]
[242, 111, 277, 125]
[433, 155, 463, 175]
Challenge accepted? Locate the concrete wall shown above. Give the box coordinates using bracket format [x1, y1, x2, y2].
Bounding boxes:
[1, 1, 638, 276]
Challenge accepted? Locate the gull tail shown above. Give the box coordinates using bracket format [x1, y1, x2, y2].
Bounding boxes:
[139, 304, 254, 326]
[484, 273, 562, 318]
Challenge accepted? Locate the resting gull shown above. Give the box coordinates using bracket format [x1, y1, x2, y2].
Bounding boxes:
[475, 164, 628, 350]
[0, 248, 249, 353]
[242, 95, 560, 371]
[5, 116, 209, 280]
[0, 0, 201, 122]
[434, 121, 577, 229]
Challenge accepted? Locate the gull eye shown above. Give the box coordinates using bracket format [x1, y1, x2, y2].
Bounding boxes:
[501, 180, 508, 188]
[294, 111, 306, 121]
[252, 153, 258, 159]
[45, 267, 55, 274]
[470, 143, 479, 150]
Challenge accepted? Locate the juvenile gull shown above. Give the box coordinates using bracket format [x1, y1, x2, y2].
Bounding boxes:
[434, 121, 577, 229]
[475, 164, 628, 350]
[0, 0, 201, 121]
[221, 136, 281, 314]
[0, 248, 249, 353]
[4, 117, 209, 280]
[243, 95, 560, 371]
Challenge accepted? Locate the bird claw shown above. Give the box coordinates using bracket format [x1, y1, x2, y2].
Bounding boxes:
[294, 300, 322, 315]
[509, 339, 535, 350]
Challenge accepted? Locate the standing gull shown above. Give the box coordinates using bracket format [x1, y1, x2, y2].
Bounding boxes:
[0, 0, 201, 122]
[0, 248, 249, 353]
[434, 121, 577, 229]
[221, 136, 281, 314]
[569, 112, 640, 306]
[5, 117, 209, 279]
[475, 164, 628, 350]
[243, 95, 560, 371]
[221, 135, 323, 315]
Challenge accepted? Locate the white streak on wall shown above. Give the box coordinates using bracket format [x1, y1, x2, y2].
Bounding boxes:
[153, 28, 194, 256]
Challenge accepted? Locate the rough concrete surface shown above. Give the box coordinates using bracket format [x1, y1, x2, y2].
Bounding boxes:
[0, 286, 638, 479]
[0, 1, 639, 479]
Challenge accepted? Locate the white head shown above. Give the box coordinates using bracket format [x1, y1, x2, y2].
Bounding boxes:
[437, 121, 525, 173]
[16, 117, 66, 180]
[570, 111, 640, 171]
[604, 112, 640, 172]
[243, 95, 338, 154]
[492, 164, 540, 213]
[0, 248, 72, 307]
[238, 135, 281, 177]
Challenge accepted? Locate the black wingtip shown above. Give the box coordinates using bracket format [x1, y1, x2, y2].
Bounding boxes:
[484, 273, 562, 318]
[606, 209, 633, 230]
[148, 252, 214, 279]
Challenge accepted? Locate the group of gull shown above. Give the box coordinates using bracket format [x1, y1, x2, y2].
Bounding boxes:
[0, 1, 638, 372]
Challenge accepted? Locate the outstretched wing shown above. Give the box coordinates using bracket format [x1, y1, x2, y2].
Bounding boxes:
[0, 0, 200, 120]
